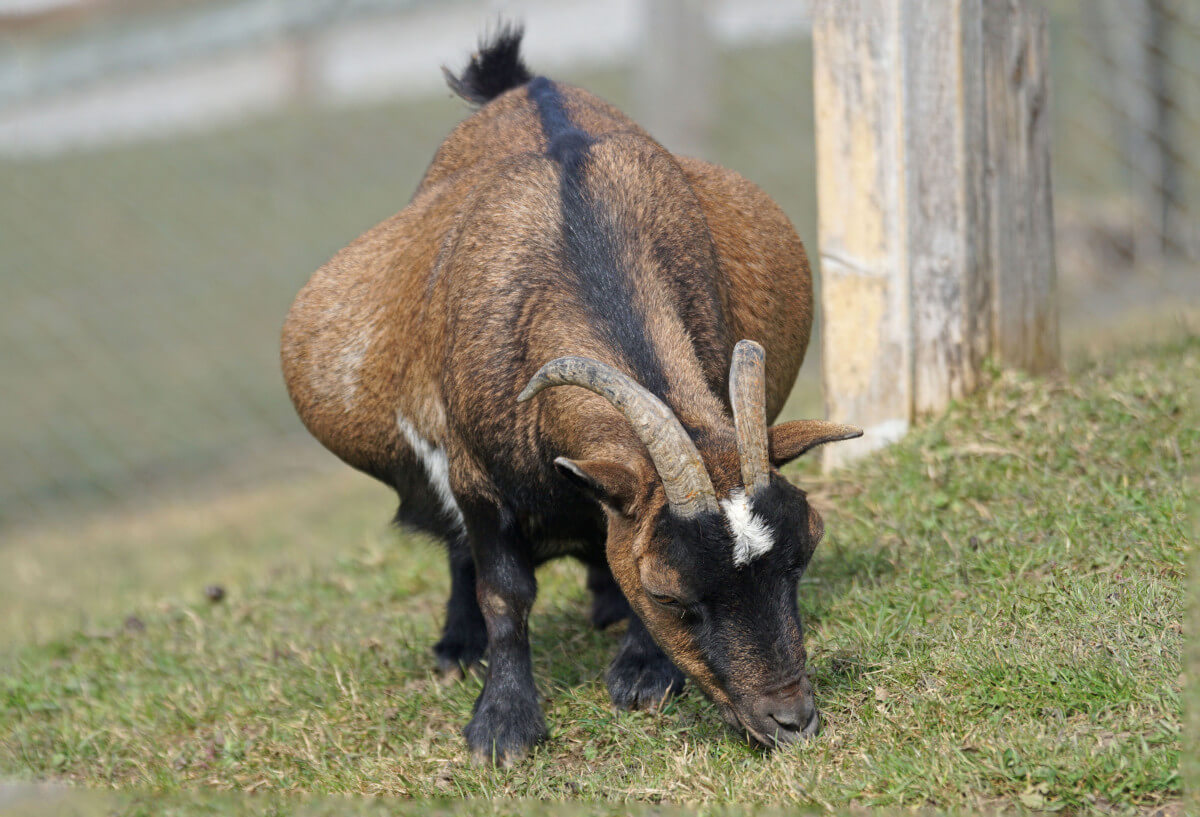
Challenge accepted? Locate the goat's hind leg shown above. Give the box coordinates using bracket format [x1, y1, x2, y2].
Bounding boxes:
[433, 535, 487, 677]
[607, 614, 685, 711]
[586, 561, 630, 630]
[390, 471, 486, 678]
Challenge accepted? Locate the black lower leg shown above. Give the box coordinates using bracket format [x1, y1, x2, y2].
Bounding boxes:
[460, 506, 547, 765]
[606, 613, 686, 711]
[586, 562, 631, 630]
[433, 537, 487, 676]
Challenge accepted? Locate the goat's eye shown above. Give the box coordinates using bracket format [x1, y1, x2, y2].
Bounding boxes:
[648, 591, 680, 608]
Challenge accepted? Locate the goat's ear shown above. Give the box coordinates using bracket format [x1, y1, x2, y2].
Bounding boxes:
[768, 421, 863, 467]
[554, 457, 640, 513]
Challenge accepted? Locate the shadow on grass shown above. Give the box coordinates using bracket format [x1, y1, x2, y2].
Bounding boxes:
[797, 537, 898, 693]
[531, 601, 620, 691]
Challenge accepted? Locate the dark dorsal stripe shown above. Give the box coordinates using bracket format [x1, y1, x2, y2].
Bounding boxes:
[525, 77, 672, 401]
[527, 76, 591, 159]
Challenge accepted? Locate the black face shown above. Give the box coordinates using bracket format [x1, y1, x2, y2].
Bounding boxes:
[638, 477, 823, 746]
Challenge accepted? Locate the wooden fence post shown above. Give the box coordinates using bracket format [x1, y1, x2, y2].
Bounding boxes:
[983, 0, 1058, 372]
[812, 0, 912, 468]
[813, 0, 1058, 469]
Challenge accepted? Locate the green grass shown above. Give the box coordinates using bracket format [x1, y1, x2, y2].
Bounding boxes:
[1, 337, 1192, 813]
[0, 460, 394, 647]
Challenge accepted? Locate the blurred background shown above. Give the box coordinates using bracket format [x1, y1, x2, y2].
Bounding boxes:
[1, 0, 1197, 634]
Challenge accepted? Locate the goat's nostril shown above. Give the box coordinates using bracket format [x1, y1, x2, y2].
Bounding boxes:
[760, 695, 819, 743]
[765, 697, 814, 733]
[769, 710, 803, 732]
[801, 707, 821, 737]
[751, 693, 817, 744]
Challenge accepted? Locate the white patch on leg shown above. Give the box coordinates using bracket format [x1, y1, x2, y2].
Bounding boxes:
[721, 489, 774, 566]
[397, 413, 465, 533]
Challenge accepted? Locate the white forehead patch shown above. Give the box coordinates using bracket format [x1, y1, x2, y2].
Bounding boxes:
[721, 489, 774, 566]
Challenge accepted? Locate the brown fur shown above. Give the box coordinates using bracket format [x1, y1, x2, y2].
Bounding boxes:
[281, 84, 810, 483]
[281, 77, 822, 754]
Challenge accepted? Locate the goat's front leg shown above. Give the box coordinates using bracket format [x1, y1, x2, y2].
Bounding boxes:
[460, 503, 546, 766]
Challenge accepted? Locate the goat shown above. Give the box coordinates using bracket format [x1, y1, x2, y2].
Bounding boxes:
[281, 26, 861, 765]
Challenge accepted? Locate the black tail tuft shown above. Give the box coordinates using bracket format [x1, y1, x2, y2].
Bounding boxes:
[443, 22, 533, 106]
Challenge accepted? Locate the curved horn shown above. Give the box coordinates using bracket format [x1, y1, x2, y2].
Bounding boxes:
[729, 339, 771, 494]
[518, 356, 719, 516]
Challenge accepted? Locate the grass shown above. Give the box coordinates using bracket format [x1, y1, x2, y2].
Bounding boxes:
[1, 336, 1192, 813]
[0, 456, 394, 647]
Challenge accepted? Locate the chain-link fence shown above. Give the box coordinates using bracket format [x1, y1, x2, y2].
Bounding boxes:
[1049, 0, 1200, 330]
[1, 0, 1196, 533]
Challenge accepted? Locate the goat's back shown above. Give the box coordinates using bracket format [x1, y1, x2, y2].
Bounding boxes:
[281, 80, 812, 493]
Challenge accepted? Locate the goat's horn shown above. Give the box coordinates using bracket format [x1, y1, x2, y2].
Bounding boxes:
[519, 356, 719, 517]
[729, 340, 771, 494]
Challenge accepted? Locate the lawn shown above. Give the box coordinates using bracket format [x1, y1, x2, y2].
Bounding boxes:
[1, 336, 1192, 814]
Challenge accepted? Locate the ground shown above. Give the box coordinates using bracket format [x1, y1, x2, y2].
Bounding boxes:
[1, 336, 1193, 815]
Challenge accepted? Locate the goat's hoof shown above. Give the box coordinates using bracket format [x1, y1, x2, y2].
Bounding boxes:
[463, 695, 548, 767]
[606, 650, 685, 712]
[435, 657, 484, 682]
[433, 636, 486, 680]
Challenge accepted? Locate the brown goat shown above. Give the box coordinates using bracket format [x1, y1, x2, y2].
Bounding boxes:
[281, 27, 860, 765]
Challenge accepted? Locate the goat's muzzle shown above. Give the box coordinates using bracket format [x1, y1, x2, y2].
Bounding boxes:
[723, 677, 821, 748]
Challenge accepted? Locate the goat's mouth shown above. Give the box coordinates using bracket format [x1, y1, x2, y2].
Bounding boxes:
[719, 702, 821, 748]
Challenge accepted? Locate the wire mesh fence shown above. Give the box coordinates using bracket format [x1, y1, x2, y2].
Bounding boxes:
[1, 0, 1196, 533]
[1051, 0, 1199, 277]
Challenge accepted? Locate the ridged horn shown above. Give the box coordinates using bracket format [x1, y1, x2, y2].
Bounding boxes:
[729, 340, 771, 494]
[518, 356, 719, 517]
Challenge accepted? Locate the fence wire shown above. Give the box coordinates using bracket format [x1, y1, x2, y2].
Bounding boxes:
[0, 0, 1196, 532]
[1050, 0, 1199, 273]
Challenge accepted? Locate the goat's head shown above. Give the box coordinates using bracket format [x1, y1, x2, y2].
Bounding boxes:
[519, 341, 861, 747]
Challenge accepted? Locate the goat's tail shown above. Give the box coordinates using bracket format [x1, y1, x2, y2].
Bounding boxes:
[443, 23, 533, 106]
